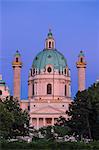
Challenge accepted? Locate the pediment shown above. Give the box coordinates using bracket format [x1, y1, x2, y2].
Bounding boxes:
[31, 105, 65, 114]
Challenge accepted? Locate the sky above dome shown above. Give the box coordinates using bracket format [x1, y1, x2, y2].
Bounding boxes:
[0, 0, 99, 99]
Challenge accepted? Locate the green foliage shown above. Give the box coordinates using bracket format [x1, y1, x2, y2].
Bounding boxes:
[66, 82, 99, 140]
[1, 140, 99, 150]
[54, 125, 70, 137]
[88, 82, 99, 140]
[54, 116, 71, 137]
[0, 96, 30, 139]
[0, 102, 14, 139]
[55, 116, 67, 126]
[39, 126, 55, 141]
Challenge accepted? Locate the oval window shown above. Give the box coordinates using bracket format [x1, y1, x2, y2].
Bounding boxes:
[47, 67, 52, 73]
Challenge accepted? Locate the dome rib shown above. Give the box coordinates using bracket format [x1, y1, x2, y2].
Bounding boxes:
[39, 51, 45, 70]
[44, 50, 48, 68]
[54, 50, 60, 70]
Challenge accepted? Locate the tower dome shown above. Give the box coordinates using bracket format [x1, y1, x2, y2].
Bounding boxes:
[32, 30, 67, 72]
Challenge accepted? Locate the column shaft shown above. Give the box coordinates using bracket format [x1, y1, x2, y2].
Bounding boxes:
[43, 118, 46, 126]
[37, 118, 39, 130]
[52, 118, 54, 126]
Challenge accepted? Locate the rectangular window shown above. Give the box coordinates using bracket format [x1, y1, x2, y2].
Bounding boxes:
[33, 84, 34, 96]
[65, 85, 67, 96]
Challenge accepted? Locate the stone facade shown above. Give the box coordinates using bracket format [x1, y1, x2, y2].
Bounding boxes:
[27, 64, 71, 129]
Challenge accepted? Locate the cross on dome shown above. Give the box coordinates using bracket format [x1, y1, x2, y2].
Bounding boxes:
[47, 29, 53, 37]
[16, 50, 19, 53]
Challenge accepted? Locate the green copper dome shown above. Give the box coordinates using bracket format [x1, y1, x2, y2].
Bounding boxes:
[32, 49, 67, 71]
[78, 50, 85, 57]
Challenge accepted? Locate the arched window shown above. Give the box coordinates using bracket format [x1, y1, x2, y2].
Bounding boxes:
[16, 57, 18, 62]
[80, 57, 83, 62]
[31, 69, 32, 76]
[28, 105, 30, 111]
[33, 84, 34, 96]
[64, 69, 66, 74]
[33, 68, 35, 74]
[0, 90, 2, 95]
[49, 41, 51, 48]
[65, 85, 67, 96]
[47, 84, 52, 94]
[67, 70, 69, 77]
[69, 84, 71, 97]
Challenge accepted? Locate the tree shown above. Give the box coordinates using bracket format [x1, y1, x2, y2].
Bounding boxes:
[54, 116, 71, 138]
[0, 102, 14, 139]
[0, 96, 30, 139]
[39, 126, 55, 141]
[66, 82, 99, 140]
[67, 91, 92, 140]
[55, 116, 67, 126]
[87, 82, 99, 140]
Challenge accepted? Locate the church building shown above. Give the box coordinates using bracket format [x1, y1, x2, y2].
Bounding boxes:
[12, 30, 86, 129]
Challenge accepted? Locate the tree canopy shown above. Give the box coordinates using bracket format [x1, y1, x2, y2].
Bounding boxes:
[66, 82, 99, 140]
[39, 82, 99, 141]
[0, 96, 30, 139]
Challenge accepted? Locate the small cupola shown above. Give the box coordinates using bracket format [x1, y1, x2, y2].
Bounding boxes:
[78, 50, 85, 63]
[76, 50, 86, 68]
[12, 50, 22, 67]
[45, 29, 55, 50]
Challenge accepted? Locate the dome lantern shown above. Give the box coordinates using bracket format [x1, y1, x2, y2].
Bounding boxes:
[77, 50, 86, 66]
[45, 29, 55, 50]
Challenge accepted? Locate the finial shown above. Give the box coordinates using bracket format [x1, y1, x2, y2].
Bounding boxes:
[16, 50, 19, 53]
[48, 28, 53, 37]
[15, 50, 20, 56]
[80, 50, 83, 53]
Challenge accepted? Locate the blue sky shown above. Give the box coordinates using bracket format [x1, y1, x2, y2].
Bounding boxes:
[0, 0, 99, 99]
